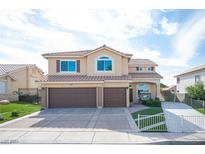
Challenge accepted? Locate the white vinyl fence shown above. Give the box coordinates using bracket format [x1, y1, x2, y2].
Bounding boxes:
[180, 115, 205, 132]
[135, 113, 205, 132]
[135, 113, 167, 132]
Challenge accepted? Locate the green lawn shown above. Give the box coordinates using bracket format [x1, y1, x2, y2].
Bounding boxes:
[0, 101, 41, 124]
[131, 107, 167, 132]
[196, 108, 205, 115]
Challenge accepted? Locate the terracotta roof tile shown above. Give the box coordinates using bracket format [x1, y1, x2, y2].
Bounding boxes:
[42, 45, 132, 58]
[129, 59, 158, 66]
[41, 75, 132, 82]
[129, 72, 163, 79]
[0, 64, 36, 76]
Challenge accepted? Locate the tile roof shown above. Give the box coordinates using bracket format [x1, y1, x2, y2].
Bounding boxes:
[175, 64, 205, 77]
[42, 45, 132, 58]
[0, 64, 36, 77]
[129, 72, 163, 79]
[129, 59, 158, 66]
[41, 75, 132, 82]
[40, 72, 163, 82]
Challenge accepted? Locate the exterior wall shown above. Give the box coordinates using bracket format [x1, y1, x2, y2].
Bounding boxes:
[47, 49, 129, 76]
[96, 87, 103, 108]
[176, 70, 205, 93]
[128, 65, 156, 73]
[87, 49, 128, 76]
[48, 57, 87, 75]
[40, 88, 47, 107]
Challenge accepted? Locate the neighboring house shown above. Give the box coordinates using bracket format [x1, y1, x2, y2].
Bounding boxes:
[175, 64, 205, 93]
[40, 45, 162, 108]
[0, 64, 44, 101]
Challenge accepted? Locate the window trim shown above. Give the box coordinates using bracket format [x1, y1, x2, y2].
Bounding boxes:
[96, 55, 113, 73]
[60, 59, 77, 73]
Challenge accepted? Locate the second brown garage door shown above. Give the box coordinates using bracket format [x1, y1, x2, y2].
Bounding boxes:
[49, 88, 96, 108]
[103, 88, 126, 107]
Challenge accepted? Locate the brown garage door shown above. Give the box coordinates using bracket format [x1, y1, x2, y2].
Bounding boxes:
[103, 88, 126, 107]
[49, 88, 96, 108]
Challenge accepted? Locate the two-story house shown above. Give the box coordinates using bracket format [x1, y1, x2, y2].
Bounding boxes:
[175, 64, 205, 93]
[40, 45, 162, 108]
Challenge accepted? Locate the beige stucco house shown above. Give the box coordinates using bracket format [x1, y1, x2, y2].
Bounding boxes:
[0, 64, 44, 101]
[175, 64, 205, 93]
[40, 45, 162, 108]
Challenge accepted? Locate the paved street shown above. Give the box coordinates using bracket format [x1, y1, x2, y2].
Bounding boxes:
[162, 102, 205, 132]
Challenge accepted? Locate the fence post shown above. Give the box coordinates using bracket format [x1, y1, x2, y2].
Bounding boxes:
[203, 101, 205, 109]
[138, 114, 140, 131]
[181, 115, 184, 133]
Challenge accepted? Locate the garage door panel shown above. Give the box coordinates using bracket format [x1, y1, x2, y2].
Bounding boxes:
[49, 88, 96, 108]
[104, 88, 126, 107]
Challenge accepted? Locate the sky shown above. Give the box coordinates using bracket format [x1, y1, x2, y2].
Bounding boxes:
[0, 9, 205, 86]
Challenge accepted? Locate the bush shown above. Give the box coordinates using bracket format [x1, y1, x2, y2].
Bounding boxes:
[186, 81, 205, 100]
[0, 115, 4, 121]
[11, 112, 19, 117]
[141, 98, 161, 107]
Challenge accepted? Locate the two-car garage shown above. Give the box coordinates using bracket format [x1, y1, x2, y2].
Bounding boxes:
[47, 87, 127, 108]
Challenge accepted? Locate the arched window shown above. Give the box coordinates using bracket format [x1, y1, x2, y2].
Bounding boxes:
[97, 56, 112, 71]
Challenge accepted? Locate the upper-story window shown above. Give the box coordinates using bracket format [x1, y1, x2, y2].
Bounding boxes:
[195, 75, 201, 83]
[60, 60, 77, 72]
[97, 56, 112, 72]
[136, 66, 154, 72]
[177, 77, 180, 84]
[147, 66, 154, 71]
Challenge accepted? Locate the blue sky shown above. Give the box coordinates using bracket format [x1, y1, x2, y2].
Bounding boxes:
[0, 9, 205, 85]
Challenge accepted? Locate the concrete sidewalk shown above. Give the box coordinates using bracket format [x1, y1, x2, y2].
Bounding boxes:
[0, 130, 205, 144]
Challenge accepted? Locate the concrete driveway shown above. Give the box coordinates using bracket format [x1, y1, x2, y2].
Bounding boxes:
[162, 102, 205, 132]
[1, 108, 137, 131]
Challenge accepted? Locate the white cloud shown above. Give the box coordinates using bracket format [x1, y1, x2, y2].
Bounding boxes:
[160, 16, 178, 35]
[43, 10, 153, 40]
[174, 12, 205, 64]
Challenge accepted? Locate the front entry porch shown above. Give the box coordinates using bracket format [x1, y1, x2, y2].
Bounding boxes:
[129, 81, 160, 103]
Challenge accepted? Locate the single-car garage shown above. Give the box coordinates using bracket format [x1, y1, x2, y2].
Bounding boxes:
[48, 88, 96, 108]
[103, 88, 126, 107]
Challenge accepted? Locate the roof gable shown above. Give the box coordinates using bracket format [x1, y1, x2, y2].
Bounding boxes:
[42, 45, 132, 58]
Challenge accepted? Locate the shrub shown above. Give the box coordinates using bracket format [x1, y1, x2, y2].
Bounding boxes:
[11, 112, 19, 117]
[186, 81, 205, 100]
[141, 98, 161, 107]
[0, 115, 4, 121]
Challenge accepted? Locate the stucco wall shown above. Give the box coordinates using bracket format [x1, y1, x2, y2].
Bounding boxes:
[47, 49, 129, 76]
[48, 57, 87, 75]
[176, 70, 205, 93]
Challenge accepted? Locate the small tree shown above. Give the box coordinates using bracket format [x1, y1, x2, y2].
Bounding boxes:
[186, 81, 205, 100]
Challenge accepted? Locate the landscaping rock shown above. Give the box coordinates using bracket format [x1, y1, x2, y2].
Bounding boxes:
[0, 100, 10, 104]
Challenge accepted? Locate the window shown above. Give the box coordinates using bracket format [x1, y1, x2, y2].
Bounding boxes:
[60, 60, 77, 72]
[195, 75, 201, 83]
[137, 84, 150, 93]
[139, 67, 144, 71]
[147, 66, 154, 71]
[97, 56, 112, 71]
[177, 77, 180, 84]
[0, 81, 6, 94]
